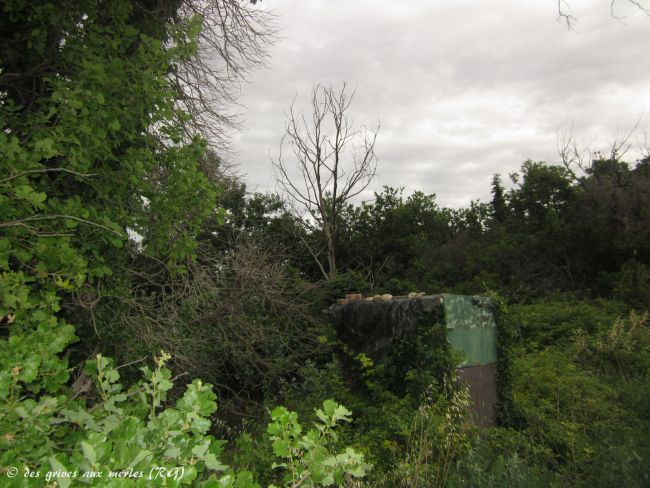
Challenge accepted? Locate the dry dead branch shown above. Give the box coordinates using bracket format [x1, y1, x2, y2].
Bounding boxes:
[272, 83, 379, 280]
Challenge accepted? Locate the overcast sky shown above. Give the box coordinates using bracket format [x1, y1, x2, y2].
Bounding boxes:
[229, 0, 650, 208]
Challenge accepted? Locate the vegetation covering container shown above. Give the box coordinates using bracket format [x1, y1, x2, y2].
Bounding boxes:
[326, 294, 505, 426]
[444, 294, 498, 425]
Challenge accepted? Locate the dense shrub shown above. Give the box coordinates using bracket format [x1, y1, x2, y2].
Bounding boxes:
[613, 260, 650, 312]
[508, 299, 627, 349]
[94, 240, 325, 422]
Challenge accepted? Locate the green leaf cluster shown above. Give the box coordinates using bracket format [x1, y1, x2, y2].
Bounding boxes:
[1, 348, 258, 487]
[267, 400, 370, 487]
[1, 2, 370, 487]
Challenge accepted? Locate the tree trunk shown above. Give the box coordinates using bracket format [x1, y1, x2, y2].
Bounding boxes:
[324, 222, 337, 279]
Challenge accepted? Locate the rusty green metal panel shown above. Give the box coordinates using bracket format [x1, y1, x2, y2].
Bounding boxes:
[443, 294, 497, 366]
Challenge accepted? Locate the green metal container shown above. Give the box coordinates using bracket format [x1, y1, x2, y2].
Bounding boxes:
[326, 293, 502, 426]
[443, 294, 497, 367]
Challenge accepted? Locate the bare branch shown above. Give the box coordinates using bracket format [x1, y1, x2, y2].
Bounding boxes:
[611, 0, 650, 21]
[557, 117, 646, 181]
[608, 116, 642, 161]
[557, 0, 577, 29]
[296, 231, 329, 281]
[169, 0, 278, 149]
[0, 167, 97, 185]
[0, 214, 125, 237]
[640, 130, 650, 159]
[557, 122, 592, 179]
[560, 0, 650, 29]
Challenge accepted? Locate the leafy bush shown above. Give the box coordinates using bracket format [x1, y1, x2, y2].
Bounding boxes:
[514, 346, 621, 465]
[574, 311, 650, 378]
[267, 400, 370, 487]
[369, 378, 472, 488]
[612, 260, 650, 311]
[273, 357, 413, 471]
[275, 359, 355, 424]
[510, 307, 650, 485]
[448, 427, 557, 487]
[509, 299, 626, 349]
[1, 344, 253, 486]
[448, 450, 557, 488]
[0, 339, 368, 487]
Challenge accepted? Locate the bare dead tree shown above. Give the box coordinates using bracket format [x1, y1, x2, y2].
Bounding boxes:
[272, 83, 379, 280]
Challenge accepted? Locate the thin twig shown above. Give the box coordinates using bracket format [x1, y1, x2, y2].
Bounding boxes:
[0, 167, 97, 185]
[0, 214, 125, 237]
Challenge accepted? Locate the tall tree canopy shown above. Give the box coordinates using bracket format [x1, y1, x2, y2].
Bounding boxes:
[0, 0, 275, 474]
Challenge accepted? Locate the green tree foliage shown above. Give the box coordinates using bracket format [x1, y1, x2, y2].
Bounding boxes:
[1, 1, 367, 486]
[267, 400, 369, 487]
[0, 0, 216, 411]
[490, 174, 508, 224]
[1, 0, 217, 478]
[3, 1, 650, 486]
[493, 157, 650, 297]
[336, 187, 452, 292]
[1, 0, 216, 263]
[329, 155, 650, 300]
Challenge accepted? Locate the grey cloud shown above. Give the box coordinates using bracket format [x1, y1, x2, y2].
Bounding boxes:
[229, 0, 650, 208]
